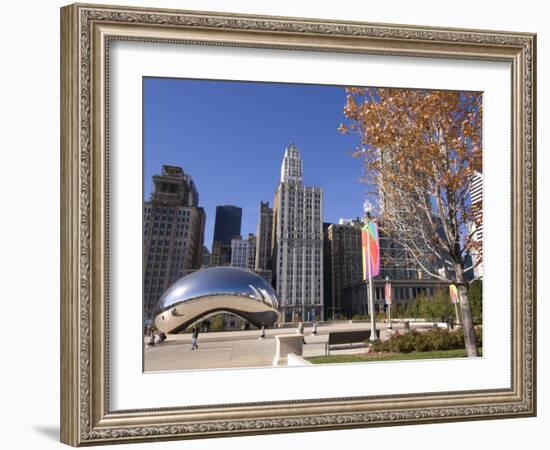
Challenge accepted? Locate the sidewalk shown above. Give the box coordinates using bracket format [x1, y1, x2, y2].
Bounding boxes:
[144, 323, 398, 371]
[148, 321, 403, 343]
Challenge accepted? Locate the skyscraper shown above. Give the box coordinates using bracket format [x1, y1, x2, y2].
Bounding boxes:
[230, 233, 257, 270]
[255, 201, 273, 272]
[201, 246, 211, 268]
[272, 143, 323, 322]
[143, 165, 205, 319]
[213, 205, 242, 246]
[322, 222, 333, 320]
[210, 241, 232, 267]
[326, 220, 363, 319]
[211, 205, 242, 267]
[469, 170, 483, 278]
[211, 205, 242, 266]
[247, 234, 257, 269]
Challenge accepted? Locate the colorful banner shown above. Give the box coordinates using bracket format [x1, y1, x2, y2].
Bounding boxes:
[385, 282, 392, 305]
[362, 221, 380, 279]
[449, 284, 459, 304]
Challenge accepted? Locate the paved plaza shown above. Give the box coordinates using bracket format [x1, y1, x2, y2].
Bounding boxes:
[144, 322, 401, 371]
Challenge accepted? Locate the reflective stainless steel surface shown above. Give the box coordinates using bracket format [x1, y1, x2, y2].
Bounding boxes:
[154, 267, 280, 333]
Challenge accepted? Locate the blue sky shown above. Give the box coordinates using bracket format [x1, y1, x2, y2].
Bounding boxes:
[143, 77, 367, 251]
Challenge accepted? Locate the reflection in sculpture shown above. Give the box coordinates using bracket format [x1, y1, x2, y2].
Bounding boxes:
[154, 267, 280, 333]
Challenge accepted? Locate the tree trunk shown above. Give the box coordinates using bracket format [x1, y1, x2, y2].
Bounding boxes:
[454, 263, 478, 357]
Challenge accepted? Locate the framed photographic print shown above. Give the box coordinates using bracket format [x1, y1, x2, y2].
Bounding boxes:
[60, 3, 536, 446]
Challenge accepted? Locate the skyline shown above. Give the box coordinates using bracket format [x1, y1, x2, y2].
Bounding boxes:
[143, 77, 369, 251]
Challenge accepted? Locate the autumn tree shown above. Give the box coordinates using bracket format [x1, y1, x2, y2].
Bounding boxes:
[339, 87, 482, 357]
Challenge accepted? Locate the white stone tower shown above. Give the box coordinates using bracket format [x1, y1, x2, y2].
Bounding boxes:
[273, 143, 324, 322]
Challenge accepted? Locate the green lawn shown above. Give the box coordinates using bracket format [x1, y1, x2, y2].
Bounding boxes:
[307, 348, 482, 364]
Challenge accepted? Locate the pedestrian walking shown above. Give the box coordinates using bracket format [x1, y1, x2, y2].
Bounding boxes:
[154, 332, 164, 344]
[144, 320, 153, 337]
[191, 326, 200, 350]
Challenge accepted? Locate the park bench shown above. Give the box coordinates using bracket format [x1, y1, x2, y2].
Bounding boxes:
[325, 330, 371, 355]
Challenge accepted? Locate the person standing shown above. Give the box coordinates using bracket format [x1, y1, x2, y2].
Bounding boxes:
[297, 320, 306, 344]
[311, 320, 318, 335]
[191, 326, 200, 350]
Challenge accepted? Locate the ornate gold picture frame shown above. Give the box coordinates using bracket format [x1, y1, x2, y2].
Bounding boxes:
[60, 3, 536, 446]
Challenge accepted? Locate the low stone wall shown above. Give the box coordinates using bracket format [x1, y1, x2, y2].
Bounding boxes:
[410, 322, 450, 330]
[272, 334, 304, 366]
[287, 353, 313, 366]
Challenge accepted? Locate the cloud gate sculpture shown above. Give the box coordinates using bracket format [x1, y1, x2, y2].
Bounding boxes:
[154, 267, 281, 333]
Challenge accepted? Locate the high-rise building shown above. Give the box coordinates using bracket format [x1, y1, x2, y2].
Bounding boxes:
[322, 222, 333, 320]
[213, 205, 242, 246]
[143, 165, 205, 319]
[201, 246, 211, 268]
[469, 171, 483, 279]
[326, 220, 363, 319]
[255, 201, 273, 273]
[230, 236, 247, 268]
[247, 234, 257, 269]
[211, 241, 232, 267]
[211, 205, 242, 267]
[230, 233, 257, 269]
[272, 143, 323, 322]
[378, 225, 424, 280]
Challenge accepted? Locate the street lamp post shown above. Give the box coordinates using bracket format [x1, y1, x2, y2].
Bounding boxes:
[386, 276, 392, 330]
[363, 200, 378, 342]
[454, 296, 461, 326]
[366, 232, 378, 341]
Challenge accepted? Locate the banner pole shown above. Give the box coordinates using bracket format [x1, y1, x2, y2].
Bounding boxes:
[386, 276, 392, 330]
[367, 221, 378, 341]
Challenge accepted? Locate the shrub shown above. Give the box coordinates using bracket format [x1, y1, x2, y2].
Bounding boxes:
[352, 313, 386, 321]
[395, 332, 418, 353]
[369, 340, 386, 352]
[430, 328, 453, 350]
[450, 328, 465, 348]
[469, 280, 483, 323]
[413, 334, 432, 352]
[352, 314, 370, 321]
[475, 325, 483, 347]
[375, 327, 481, 354]
[381, 331, 419, 353]
[448, 326, 482, 348]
